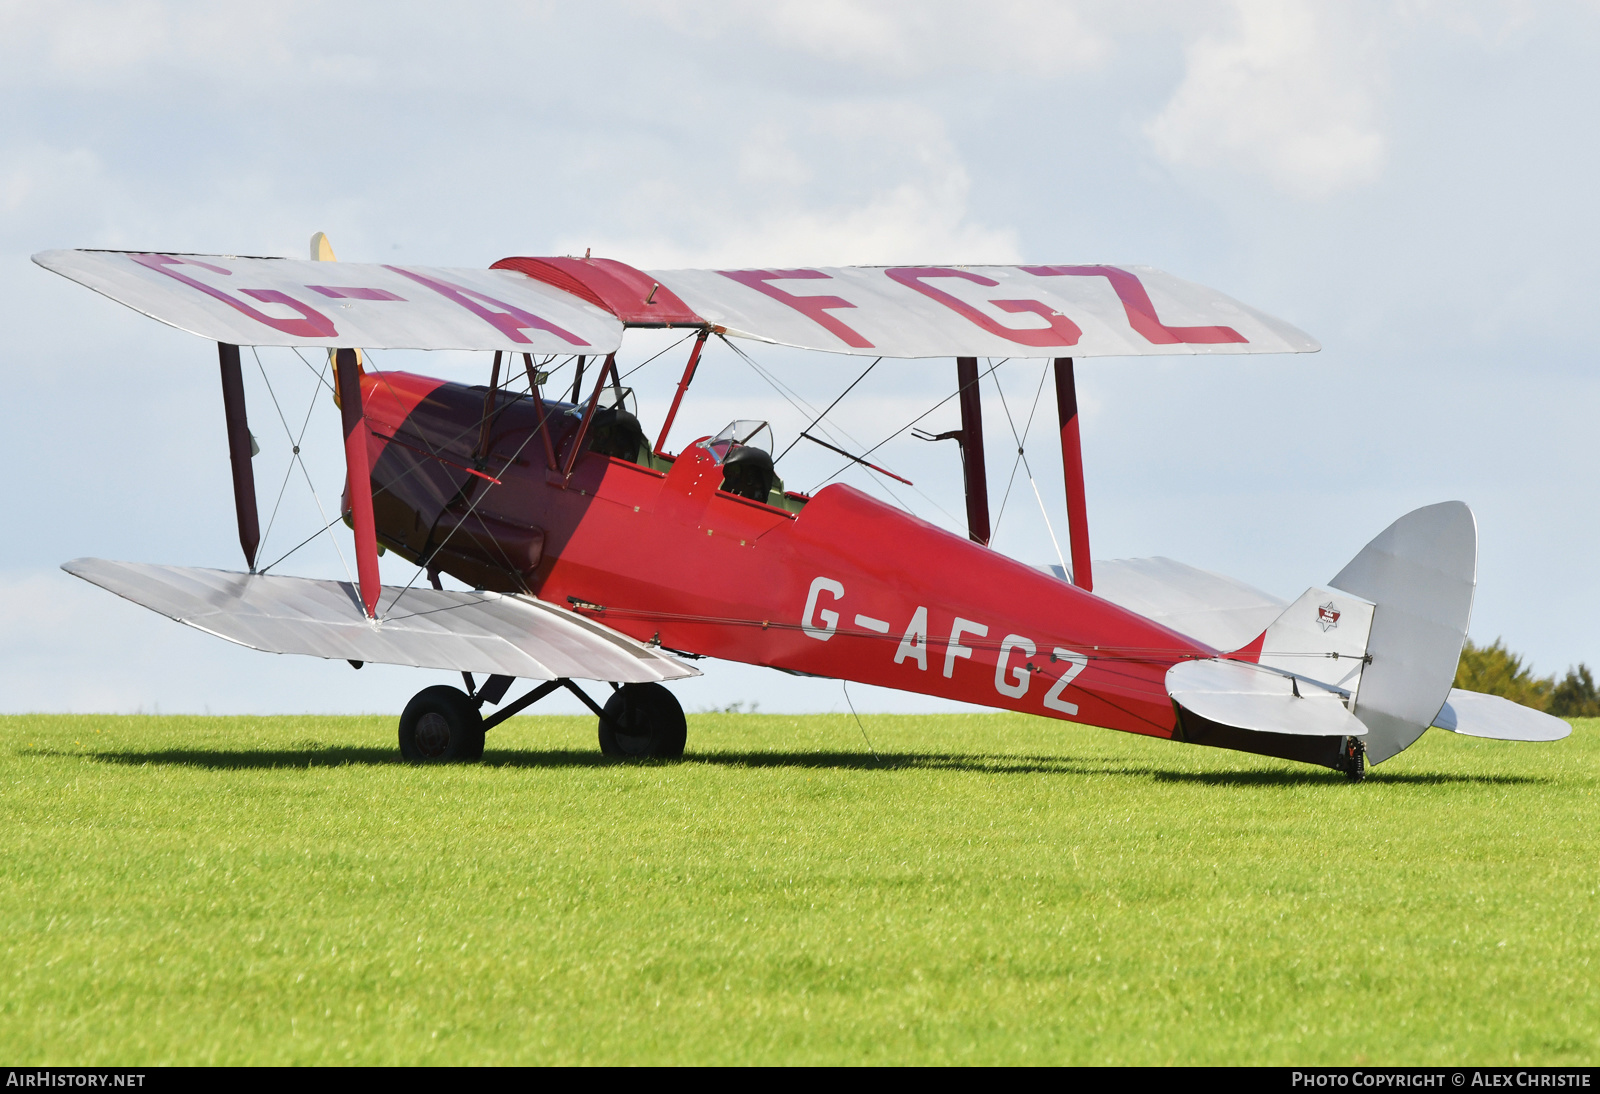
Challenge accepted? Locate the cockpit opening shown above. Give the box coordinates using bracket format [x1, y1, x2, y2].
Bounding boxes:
[704, 420, 806, 512]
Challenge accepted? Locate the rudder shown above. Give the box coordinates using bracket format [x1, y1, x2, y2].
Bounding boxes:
[1328, 501, 1477, 763]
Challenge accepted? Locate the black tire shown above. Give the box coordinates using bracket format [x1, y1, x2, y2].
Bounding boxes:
[399, 685, 485, 763]
[598, 683, 687, 760]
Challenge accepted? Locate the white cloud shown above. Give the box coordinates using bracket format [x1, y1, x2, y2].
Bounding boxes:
[559, 103, 1019, 267]
[657, 0, 1113, 77]
[1145, 0, 1387, 199]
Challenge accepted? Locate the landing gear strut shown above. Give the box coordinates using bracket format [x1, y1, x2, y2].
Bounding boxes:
[598, 682, 687, 759]
[1341, 736, 1367, 782]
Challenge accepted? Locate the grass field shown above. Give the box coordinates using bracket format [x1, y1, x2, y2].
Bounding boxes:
[2, 709, 1596, 1066]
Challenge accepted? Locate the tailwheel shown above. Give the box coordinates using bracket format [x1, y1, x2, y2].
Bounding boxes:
[1341, 736, 1367, 782]
[598, 683, 687, 760]
[399, 685, 485, 763]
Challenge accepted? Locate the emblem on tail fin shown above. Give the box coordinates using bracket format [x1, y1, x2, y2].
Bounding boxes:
[1317, 602, 1341, 631]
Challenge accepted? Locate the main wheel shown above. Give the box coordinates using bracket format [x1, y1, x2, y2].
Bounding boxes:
[399, 685, 485, 763]
[598, 683, 687, 760]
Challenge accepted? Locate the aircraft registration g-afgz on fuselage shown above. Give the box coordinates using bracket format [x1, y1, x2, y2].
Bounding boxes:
[34, 241, 1570, 778]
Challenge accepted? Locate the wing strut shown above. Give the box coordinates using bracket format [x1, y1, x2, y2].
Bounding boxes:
[475, 350, 502, 460]
[217, 342, 260, 571]
[334, 347, 381, 618]
[654, 329, 709, 456]
[562, 353, 618, 479]
[1053, 357, 1092, 591]
[956, 356, 990, 545]
[524, 353, 560, 471]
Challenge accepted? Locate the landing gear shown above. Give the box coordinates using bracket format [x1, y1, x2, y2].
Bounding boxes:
[1341, 736, 1367, 782]
[399, 685, 485, 762]
[598, 682, 687, 759]
[395, 677, 685, 763]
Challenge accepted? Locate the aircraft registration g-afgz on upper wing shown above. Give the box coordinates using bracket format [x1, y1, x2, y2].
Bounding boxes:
[645, 264, 1319, 359]
[32, 249, 624, 353]
[34, 249, 1317, 360]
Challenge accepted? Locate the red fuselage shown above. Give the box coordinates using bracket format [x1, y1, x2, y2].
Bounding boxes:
[359, 369, 1215, 740]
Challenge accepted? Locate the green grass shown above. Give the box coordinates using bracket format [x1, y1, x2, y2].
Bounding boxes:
[2, 711, 1596, 1065]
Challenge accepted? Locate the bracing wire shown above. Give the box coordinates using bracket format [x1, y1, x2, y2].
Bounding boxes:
[806, 355, 1015, 506]
[773, 356, 882, 464]
[841, 681, 880, 762]
[717, 335, 886, 462]
[251, 347, 355, 585]
[989, 360, 1068, 577]
[378, 398, 564, 619]
[714, 336, 947, 521]
[989, 360, 1049, 536]
[619, 329, 698, 382]
[255, 348, 330, 562]
[243, 346, 561, 608]
[810, 356, 1011, 489]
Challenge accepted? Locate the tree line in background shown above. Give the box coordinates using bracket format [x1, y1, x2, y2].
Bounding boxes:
[1454, 639, 1600, 717]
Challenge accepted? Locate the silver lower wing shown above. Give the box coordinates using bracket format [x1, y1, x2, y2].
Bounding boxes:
[64, 558, 698, 683]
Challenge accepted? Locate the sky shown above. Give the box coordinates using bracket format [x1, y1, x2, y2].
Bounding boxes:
[1, 0, 1596, 717]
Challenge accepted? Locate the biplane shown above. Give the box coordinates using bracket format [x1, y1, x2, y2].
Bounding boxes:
[33, 238, 1570, 779]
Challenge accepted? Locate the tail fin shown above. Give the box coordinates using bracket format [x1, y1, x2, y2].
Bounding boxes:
[1208, 501, 1477, 764]
[1247, 585, 1376, 694]
[1328, 501, 1477, 763]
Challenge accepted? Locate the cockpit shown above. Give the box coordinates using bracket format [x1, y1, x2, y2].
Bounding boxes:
[584, 386, 649, 463]
[574, 389, 805, 512]
[702, 420, 804, 512]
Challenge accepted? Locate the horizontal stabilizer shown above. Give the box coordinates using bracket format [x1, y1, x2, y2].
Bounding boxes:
[1078, 556, 1288, 652]
[33, 250, 624, 353]
[64, 558, 697, 683]
[1432, 689, 1571, 742]
[1167, 658, 1366, 738]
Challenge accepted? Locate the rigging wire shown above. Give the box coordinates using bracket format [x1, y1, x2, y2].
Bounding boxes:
[288, 345, 337, 395]
[380, 346, 641, 616]
[805, 357, 1029, 533]
[378, 403, 561, 619]
[241, 346, 560, 607]
[251, 347, 355, 585]
[253, 348, 328, 564]
[989, 360, 1068, 577]
[714, 335, 954, 522]
[716, 335, 883, 462]
[812, 356, 1011, 489]
[619, 329, 698, 382]
[841, 681, 880, 762]
[716, 333, 826, 427]
[773, 356, 883, 464]
[259, 347, 495, 582]
[988, 360, 1049, 536]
